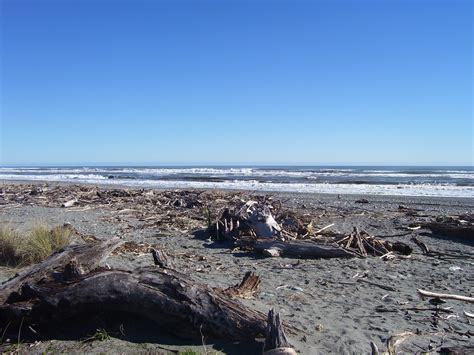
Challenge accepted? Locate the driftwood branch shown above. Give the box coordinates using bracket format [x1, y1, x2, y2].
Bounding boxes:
[417, 289, 474, 303]
[224, 271, 261, 299]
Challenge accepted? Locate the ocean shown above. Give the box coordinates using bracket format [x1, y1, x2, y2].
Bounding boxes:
[0, 166, 472, 198]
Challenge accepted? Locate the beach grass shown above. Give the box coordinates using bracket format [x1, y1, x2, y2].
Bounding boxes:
[0, 226, 23, 267]
[0, 224, 72, 267]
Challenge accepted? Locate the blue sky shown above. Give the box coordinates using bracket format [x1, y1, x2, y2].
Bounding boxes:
[0, 0, 472, 166]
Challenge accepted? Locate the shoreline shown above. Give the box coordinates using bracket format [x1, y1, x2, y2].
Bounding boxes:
[2, 179, 474, 204]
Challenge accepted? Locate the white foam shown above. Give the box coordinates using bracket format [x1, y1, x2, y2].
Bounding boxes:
[1, 174, 472, 198]
[1, 167, 472, 180]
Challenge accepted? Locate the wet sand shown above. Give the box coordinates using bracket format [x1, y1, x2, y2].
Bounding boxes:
[0, 183, 473, 354]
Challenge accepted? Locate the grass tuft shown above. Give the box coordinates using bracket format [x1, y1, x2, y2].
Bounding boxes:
[0, 226, 23, 267]
[21, 224, 71, 265]
[83, 328, 111, 343]
[0, 224, 72, 267]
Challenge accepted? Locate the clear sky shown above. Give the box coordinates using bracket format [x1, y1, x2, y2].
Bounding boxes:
[0, 0, 472, 166]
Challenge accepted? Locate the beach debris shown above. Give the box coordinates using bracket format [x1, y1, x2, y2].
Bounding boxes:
[411, 236, 430, 255]
[112, 241, 155, 256]
[335, 227, 412, 257]
[62, 257, 85, 280]
[370, 341, 380, 355]
[314, 223, 335, 234]
[263, 309, 296, 355]
[464, 311, 474, 318]
[244, 202, 282, 239]
[422, 214, 474, 240]
[355, 198, 369, 204]
[417, 289, 474, 304]
[61, 198, 78, 208]
[223, 271, 261, 299]
[208, 200, 283, 241]
[151, 247, 172, 268]
[0, 238, 299, 343]
[386, 331, 414, 355]
[356, 278, 397, 292]
[239, 238, 356, 259]
[411, 237, 473, 259]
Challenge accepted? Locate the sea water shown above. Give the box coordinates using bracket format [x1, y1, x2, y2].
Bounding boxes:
[0, 166, 472, 198]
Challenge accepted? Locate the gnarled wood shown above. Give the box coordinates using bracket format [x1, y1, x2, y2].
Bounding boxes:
[0, 238, 122, 304]
[11, 267, 268, 340]
[0, 240, 280, 342]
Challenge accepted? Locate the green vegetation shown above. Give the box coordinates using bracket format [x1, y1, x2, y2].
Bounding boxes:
[179, 350, 200, 355]
[202, 207, 212, 228]
[83, 328, 111, 342]
[0, 226, 22, 266]
[0, 224, 72, 267]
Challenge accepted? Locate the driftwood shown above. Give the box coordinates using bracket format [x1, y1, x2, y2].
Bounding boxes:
[423, 215, 474, 240]
[245, 239, 356, 259]
[243, 201, 282, 239]
[411, 237, 473, 260]
[61, 198, 78, 208]
[411, 236, 430, 255]
[0, 238, 122, 305]
[263, 309, 296, 355]
[386, 331, 414, 355]
[209, 201, 283, 241]
[418, 289, 474, 304]
[0, 240, 279, 342]
[224, 271, 261, 299]
[336, 228, 413, 257]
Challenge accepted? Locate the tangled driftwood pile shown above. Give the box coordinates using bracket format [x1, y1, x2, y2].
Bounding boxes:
[207, 199, 413, 259]
[334, 227, 413, 257]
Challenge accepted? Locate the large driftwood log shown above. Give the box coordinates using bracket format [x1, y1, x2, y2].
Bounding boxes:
[0, 240, 272, 341]
[423, 215, 474, 240]
[15, 267, 268, 340]
[248, 239, 356, 259]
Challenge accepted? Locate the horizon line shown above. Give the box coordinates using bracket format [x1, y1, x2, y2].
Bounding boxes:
[1, 163, 473, 168]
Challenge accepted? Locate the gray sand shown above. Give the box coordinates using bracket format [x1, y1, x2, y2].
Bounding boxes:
[0, 183, 473, 354]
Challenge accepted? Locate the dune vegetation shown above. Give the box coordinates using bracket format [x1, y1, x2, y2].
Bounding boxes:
[0, 224, 72, 267]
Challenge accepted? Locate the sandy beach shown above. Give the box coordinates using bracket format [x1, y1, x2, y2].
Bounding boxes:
[0, 183, 473, 354]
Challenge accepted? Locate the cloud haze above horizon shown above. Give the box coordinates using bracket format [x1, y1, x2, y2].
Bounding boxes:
[0, 0, 472, 166]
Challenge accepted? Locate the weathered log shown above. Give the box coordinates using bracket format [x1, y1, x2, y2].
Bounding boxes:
[248, 239, 356, 259]
[8, 267, 268, 340]
[0, 240, 276, 342]
[0, 238, 122, 304]
[263, 309, 296, 355]
[423, 216, 474, 240]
